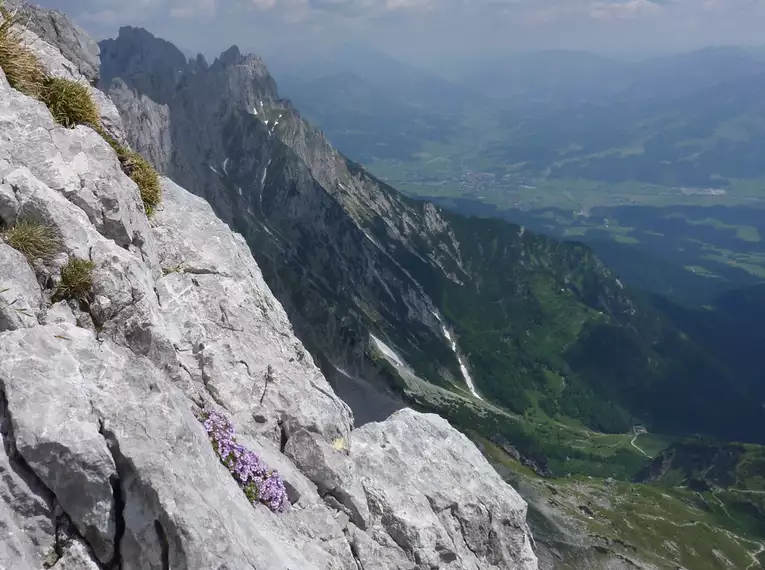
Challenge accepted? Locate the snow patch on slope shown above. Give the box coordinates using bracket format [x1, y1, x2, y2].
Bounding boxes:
[370, 334, 405, 368]
[261, 159, 271, 187]
[432, 311, 483, 401]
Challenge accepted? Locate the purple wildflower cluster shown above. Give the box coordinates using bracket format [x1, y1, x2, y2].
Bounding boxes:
[199, 409, 289, 513]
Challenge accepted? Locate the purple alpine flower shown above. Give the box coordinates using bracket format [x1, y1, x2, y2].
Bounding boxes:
[198, 409, 289, 513]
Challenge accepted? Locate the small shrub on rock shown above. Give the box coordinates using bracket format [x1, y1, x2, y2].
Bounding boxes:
[198, 409, 288, 513]
[41, 76, 100, 128]
[2, 219, 59, 261]
[55, 258, 95, 303]
[0, 3, 46, 98]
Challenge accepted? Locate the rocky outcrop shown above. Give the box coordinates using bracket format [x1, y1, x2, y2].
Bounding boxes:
[352, 410, 537, 570]
[0, 16, 537, 570]
[8, 0, 100, 83]
[0, 243, 41, 330]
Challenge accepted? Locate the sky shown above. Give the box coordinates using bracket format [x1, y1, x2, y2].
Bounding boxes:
[34, 0, 765, 66]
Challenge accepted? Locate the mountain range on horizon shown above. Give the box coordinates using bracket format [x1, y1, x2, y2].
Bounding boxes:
[268, 39, 765, 105]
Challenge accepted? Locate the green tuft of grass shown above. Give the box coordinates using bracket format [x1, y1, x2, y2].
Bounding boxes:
[162, 262, 185, 276]
[2, 219, 59, 261]
[94, 126, 163, 217]
[125, 151, 162, 216]
[0, 6, 99, 130]
[55, 258, 95, 303]
[0, 2, 46, 98]
[41, 76, 101, 128]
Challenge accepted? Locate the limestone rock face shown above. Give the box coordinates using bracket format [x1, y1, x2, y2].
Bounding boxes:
[351, 410, 538, 570]
[8, 1, 100, 83]
[106, 78, 172, 172]
[0, 244, 41, 331]
[0, 323, 321, 570]
[0, 9, 537, 570]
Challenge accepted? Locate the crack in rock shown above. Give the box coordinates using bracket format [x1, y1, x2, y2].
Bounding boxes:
[154, 519, 170, 570]
[320, 487, 367, 531]
[182, 267, 221, 276]
[192, 346, 227, 409]
[278, 419, 289, 453]
[1, 387, 101, 569]
[343, 528, 365, 570]
[97, 419, 126, 570]
[94, 414, 189, 570]
[237, 359, 252, 377]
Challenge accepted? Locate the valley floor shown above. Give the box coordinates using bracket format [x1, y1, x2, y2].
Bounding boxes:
[479, 437, 765, 570]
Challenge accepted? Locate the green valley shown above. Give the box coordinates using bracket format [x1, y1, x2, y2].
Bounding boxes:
[507, 449, 765, 570]
[418, 200, 765, 305]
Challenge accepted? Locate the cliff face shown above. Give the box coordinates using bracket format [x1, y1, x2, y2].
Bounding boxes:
[0, 10, 537, 570]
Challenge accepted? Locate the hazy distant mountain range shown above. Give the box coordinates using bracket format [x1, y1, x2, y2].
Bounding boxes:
[272, 42, 765, 188]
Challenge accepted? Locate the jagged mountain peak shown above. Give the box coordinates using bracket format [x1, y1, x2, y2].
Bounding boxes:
[109, 25, 187, 65]
[101, 26, 277, 107]
[100, 26, 188, 101]
[214, 44, 271, 76]
[194, 52, 209, 69]
[218, 44, 242, 64]
[101, 28, 281, 114]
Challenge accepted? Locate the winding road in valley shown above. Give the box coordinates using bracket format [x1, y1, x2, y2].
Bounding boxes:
[630, 429, 649, 458]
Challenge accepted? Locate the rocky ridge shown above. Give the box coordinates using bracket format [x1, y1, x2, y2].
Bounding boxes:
[0, 11, 537, 570]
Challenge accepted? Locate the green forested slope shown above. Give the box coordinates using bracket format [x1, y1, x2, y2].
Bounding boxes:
[343, 161, 765, 443]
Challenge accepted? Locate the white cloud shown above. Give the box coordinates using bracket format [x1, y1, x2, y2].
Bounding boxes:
[169, 0, 217, 19]
[33, 0, 765, 60]
[589, 0, 663, 20]
[524, 4, 580, 23]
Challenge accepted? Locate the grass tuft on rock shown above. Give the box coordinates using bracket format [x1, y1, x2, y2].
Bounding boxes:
[125, 151, 162, 216]
[0, 2, 46, 98]
[93, 125, 163, 216]
[2, 219, 59, 262]
[1, 3, 162, 217]
[55, 258, 95, 303]
[41, 76, 101, 128]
